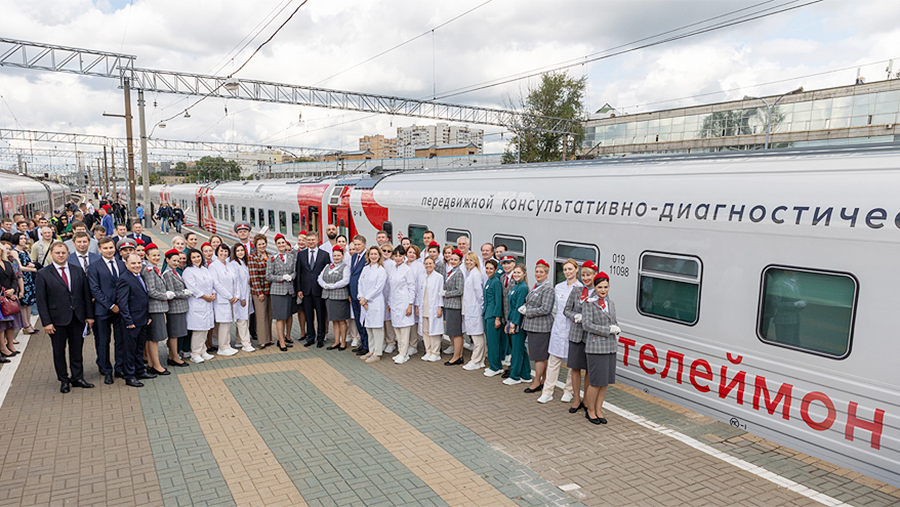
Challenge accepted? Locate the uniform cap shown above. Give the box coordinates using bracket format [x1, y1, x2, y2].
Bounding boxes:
[536, 259, 549, 268]
[273, 233, 285, 242]
[451, 249, 463, 257]
[500, 255, 516, 263]
[234, 221, 251, 232]
[117, 239, 136, 250]
[581, 261, 598, 271]
[594, 272, 610, 284]
[332, 245, 344, 253]
[428, 241, 440, 248]
[164, 248, 181, 258]
[200, 242, 212, 249]
[134, 238, 145, 246]
[144, 243, 159, 251]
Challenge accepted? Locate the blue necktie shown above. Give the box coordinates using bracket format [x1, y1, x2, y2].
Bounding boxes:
[136, 274, 146, 291]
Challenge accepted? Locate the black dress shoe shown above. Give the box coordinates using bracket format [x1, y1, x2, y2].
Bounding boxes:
[71, 379, 95, 388]
[0, 356, 9, 364]
[355, 348, 369, 356]
[286, 342, 293, 347]
[444, 358, 463, 366]
[286, 337, 294, 344]
[60, 382, 71, 393]
[316, 341, 324, 348]
[326, 344, 340, 350]
[114, 371, 125, 379]
[351, 346, 361, 353]
[206, 347, 216, 354]
[523, 384, 544, 393]
[135, 371, 157, 380]
[569, 402, 585, 414]
[303, 339, 315, 347]
[150, 368, 171, 376]
[125, 378, 144, 388]
[104, 373, 114, 385]
[0, 350, 14, 357]
[279, 345, 288, 351]
[339, 345, 346, 351]
[501, 369, 511, 379]
[259, 342, 271, 349]
[168, 359, 189, 367]
[598, 417, 608, 424]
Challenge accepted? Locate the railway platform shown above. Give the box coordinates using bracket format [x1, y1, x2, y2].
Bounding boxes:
[0, 228, 897, 507]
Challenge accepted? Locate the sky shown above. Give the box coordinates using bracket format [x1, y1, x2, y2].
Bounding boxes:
[1, 0, 900, 171]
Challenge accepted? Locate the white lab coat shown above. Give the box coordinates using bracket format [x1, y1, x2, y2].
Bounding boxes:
[417, 270, 444, 336]
[382, 261, 394, 322]
[462, 267, 485, 335]
[358, 264, 386, 329]
[388, 262, 416, 328]
[182, 266, 215, 331]
[208, 259, 236, 323]
[549, 280, 581, 358]
[407, 259, 426, 322]
[229, 259, 251, 320]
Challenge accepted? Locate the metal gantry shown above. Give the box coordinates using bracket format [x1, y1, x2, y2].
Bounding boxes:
[0, 38, 135, 78]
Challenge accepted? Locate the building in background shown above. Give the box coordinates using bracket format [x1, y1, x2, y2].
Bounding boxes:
[323, 149, 374, 162]
[396, 123, 484, 158]
[358, 135, 398, 159]
[581, 79, 900, 158]
[234, 150, 284, 178]
[414, 143, 478, 158]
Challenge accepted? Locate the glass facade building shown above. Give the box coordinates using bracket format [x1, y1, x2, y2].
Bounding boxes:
[581, 79, 900, 157]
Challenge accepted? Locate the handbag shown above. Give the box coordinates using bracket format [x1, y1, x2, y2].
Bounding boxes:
[0, 295, 20, 316]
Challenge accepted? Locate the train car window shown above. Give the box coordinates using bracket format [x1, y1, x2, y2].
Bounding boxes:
[637, 252, 702, 326]
[292, 213, 300, 237]
[302, 214, 307, 232]
[250, 208, 256, 227]
[258, 208, 264, 226]
[408, 225, 428, 250]
[492, 234, 525, 263]
[554, 242, 599, 284]
[446, 229, 470, 247]
[278, 211, 286, 234]
[230, 205, 235, 222]
[268, 210, 275, 230]
[382, 221, 393, 242]
[242, 207, 247, 221]
[757, 266, 856, 359]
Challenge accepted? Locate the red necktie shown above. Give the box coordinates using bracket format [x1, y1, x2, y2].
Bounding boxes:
[330, 263, 335, 269]
[505, 276, 509, 288]
[154, 267, 161, 276]
[59, 266, 69, 290]
[280, 254, 285, 263]
[580, 287, 589, 301]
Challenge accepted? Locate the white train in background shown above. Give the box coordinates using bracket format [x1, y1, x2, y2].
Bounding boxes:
[0, 172, 69, 219]
[140, 145, 899, 487]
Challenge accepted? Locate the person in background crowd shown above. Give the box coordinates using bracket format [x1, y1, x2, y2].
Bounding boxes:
[99, 207, 114, 237]
[400, 237, 411, 252]
[482, 259, 503, 376]
[65, 222, 99, 255]
[112, 224, 129, 248]
[139, 244, 170, 376]
[57, 215, 72, 242]
[248, 234, 273, 349]
[336, 234, 348, 252]
[581, 272, 619, 425]
[116, 253, 155, 388]
[92, 225, 107, 243]
[134, 240, 145, 261]
[379, 243, 397, 354]
[387, 246, 416, 364]
[229, 244, 254, 352]
[127, 221, 152, 246]
[87, 237, 127, 385]
[266, 234, 296, 351]
[182, 248, 215, 364]
[422, 230, 435, 245]
[172, 203, 184, 233]
[162, 236, 186, 273]
[439, 245, 454, 276]
[31, 225, 55, 269]
[375, 230, 390, 246]
[86, 199, 95, 215]
[461, 252, 486, 371]
[297, 231, 329, 347]
[358, 246, 387, 363]
[321, 224, 338, 260]
[521, 260, 555, 396]
[157, 202, 170, 233]
[184, 232, 198, 251]
[0, 240, 23, 361]
[479, 243, 495, 278]
[441, 249, 465, 366]
[425, 242, 441, 274]
[162, 248, 190, 368]
[318, 245, 351, 350]
[416, 256, 443, 362]
[136, 202, 144, 228]
[540, 259, 581, 404]
[209, 244, 239, 357]
[563, 261, 598, 413]
[502, 264, 531, 386]
[349, 235, 369, 356]
[495, 244, 508, 258]
[11, 233, 38, 334]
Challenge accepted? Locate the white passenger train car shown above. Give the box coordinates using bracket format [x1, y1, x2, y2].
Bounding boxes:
[143, 146, 899, 487]
[0, 172, 69, 219]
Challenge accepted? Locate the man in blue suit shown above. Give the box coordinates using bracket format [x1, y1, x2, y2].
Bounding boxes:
[349, 235, 369, 356]
[116, 253, 156, 387]
[126, 220, 152, 246]
[67, 232, 102, 272]
[99, 207, 114, 237]
[87, 237, 127, 385]
[295, 231, 330, 347]
[35, 241, 95, 393]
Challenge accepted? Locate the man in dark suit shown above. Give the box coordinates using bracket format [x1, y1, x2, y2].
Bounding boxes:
[116, 253, 156, 387]
[87, 237, 127, 385]
[349, 235, 369, 355]
[295, 231, 329, 347]
[67, 231, 102, 271]
[35, 241, 96, 393]
[126, 220, 152, 246]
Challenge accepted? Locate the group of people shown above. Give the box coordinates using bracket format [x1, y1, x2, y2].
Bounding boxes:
[2, 210, 622, 424]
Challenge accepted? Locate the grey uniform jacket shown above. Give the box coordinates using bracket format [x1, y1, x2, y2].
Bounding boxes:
[523, 282, 554, 333]
[141, 265, 170, 314]
[266, 251, 297, 296]
[162, 269, 190, 314]
[321, 262, 350, 300]
[442, 268, 464, 309]
[581, 298, 618, 355]
[563, 286, 592, 343]
[500, 274, 513, 324]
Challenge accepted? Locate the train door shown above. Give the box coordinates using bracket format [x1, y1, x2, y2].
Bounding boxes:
[333, 207, 350, 237]
[327, 185, 355, 238]
[296, 184, 329, 238]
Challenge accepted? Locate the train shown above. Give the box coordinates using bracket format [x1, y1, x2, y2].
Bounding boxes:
[0, 171, 70, 219]
[138, 144, 900, 488]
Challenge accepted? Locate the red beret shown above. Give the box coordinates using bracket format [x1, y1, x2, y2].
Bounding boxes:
[274, 234, 285, 241]
[428, 241, 440, 248]
[451, 249, 463, 257]
[165, 248, 180, 258]
[332, 245, 344, 252]
[594, 272, 610, 284]
[299, 230, 307, 236]
[200, 242, 212, 249]
[582, 261, 598, 271]
[536, 259, 549, 268]
[134, 238, 145, 246]
[144, 243, 158, 251]
[285, 241, 291, 248]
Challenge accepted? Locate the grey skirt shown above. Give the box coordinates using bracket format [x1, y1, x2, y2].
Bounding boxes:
[526, 331, 551, 362]
[326, 298, 350, 321]
[166, 312, 188, 338]
[566, 340, 588, 370]
[586, 352, 617, 387]
[271, 294, 294, 320]
[148, 313, 168, 342]
[443, 307, 462, 336]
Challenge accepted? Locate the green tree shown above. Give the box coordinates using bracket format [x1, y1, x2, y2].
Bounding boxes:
[173, 161, 188, 175]
[137, 173, 163, 185]
[502, 72, 586, 163]
[182, 156, 242, 182]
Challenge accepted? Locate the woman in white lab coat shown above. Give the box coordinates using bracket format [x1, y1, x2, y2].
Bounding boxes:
[208, 244, 239, 357]
[229, 244, 253, 352]
[379, 243, 397, 354]
[462, 252, 486, 371]
[539, 259, 582, 404]
[358, 246, 387, 363]
[416, 256, 444, 362]
[388, 246, 417, 364]
[182, 248, 216, 364]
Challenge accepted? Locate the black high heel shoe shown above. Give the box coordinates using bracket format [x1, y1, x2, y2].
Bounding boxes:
[523, 384, 543, 393]
[444, 357, 463, 366]
[338, 345, 346, 351]
[279, 343, 288, 351]
[326, 344, 340, 350]
[569, 402, 585, 414]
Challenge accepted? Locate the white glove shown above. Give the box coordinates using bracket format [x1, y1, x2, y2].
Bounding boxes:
[282, 274, 293, 281]
[609, 325, 621, 335]
[183, 289, 193, 297]
[439, 290, 446, 296]
[325, 283, 334, 290]
[165, 291, 176, 300]
[517, 305, 526, 315]
[573, 313, 582, 323]
[794, 300, 807, 309]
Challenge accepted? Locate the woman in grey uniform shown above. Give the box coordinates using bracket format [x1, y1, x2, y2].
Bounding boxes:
[521, 259, 555, 394]
[441, 249, 465, 366]
[562, 260, 598, 413]
[581, 271, 620, 425]
[140, 243, 171, 375]
[319, 245, 351, 350]
[265, 234, 297, 351]
[162, 248, 190, 368]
